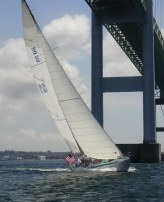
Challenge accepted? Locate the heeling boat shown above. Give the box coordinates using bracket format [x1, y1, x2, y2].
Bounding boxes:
[22, 0, 130, 172]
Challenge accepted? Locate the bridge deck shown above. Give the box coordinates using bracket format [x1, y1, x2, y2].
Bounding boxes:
[85, 0, 164, 94]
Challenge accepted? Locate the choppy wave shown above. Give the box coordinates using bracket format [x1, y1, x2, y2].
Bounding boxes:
[0, 161, 164, 202]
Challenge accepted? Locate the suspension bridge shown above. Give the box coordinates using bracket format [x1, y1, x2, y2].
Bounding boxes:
[85, 0, 164, 162]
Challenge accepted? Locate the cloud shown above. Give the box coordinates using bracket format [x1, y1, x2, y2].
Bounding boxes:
[0, 127, 67, 151]
[103, 32, 141, 77]
[0, 14, 91, 152]
[0, 38, 37, 108]
[43, 14, 90, 61]
[0, 12, 163, 152]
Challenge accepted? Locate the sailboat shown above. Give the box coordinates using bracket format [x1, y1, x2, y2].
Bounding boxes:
[22, 0, 130, 172]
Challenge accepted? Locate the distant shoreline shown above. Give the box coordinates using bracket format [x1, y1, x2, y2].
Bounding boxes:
[0, 150, 71, 160]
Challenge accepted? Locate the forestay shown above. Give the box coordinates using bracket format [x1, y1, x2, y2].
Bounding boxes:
[22, 0, 80, 153]
[22, 0, 123, 159]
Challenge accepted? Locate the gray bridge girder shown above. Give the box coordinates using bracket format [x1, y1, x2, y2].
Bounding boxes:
[85, 0, 162, 162]
[85, 0, 164, 96]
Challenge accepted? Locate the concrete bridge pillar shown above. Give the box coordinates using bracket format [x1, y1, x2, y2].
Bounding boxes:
[91, 12, 103, 126]
[142, 0, 156, 144]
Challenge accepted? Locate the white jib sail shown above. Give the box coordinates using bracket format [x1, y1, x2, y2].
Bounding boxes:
[22, 0, 123, 159]
[22, 0, 80, 153]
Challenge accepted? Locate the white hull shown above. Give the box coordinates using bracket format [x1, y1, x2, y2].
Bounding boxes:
[69, 157, 130, 172]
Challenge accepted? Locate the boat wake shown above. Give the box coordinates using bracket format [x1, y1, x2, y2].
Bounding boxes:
[16, 168, 71, 172]
[128, 166, 137, 172]
[84, 166, 137, 172]
[16, 166, 136, 173]
[16, 167, 117, 173]
[87, 167, 118, 172]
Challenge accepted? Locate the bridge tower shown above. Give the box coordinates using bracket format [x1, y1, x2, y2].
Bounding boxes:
[87, 0, 161, 162]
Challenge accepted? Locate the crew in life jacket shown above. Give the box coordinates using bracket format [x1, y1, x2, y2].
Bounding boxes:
[80, 155, 91, 167]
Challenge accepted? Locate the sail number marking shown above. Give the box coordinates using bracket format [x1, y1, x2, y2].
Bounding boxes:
[38, 83, 48, 94]
[31, 47, 41, 63]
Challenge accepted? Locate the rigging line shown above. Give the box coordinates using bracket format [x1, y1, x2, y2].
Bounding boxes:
[59, 97, 80, 103]
[157, 0, 158, 19]
[161, 0, 163, 28]
[156, 0, 158, 21]
[155, 91, 158, 96]
[160, 0, 161, 28]
[72, 125, 98, 130]
[24, 37, 32, 41]
[162, 0, 164, 29]
[69, 118, 94, 123]
[76, 132, 107, 137]
[160, 105, 164, 117]
[158, 0, 160, 27]
[31, 61, 46, 68]
[156, 0, 158, 26]
[52, 46, 59, 51]
[47, 109, 65, 121]
[64, 111, 88, 117]
[30, 8, 35, 12]
[33, 76, 43, 82]
[159, 0, 161, 28]
[154, 0, 156, 19]
[157, 0, 159, 26]
[155, 90, 160, 98]
[160, 0, 162, 28]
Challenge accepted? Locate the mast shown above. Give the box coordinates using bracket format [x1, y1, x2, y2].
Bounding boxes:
[22, 0, 123, 160]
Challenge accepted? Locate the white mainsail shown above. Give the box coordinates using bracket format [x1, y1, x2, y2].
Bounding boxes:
[22, 0, 123, 159]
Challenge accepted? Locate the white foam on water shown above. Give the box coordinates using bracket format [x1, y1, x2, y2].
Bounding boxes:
[16, 168, 70, 172]
[88, 167, 117, 172]
[16, 166, 136, 173]
[55, 168, 71, 172]
[128, 166, 137, 172]
[89, 166, 137, 173]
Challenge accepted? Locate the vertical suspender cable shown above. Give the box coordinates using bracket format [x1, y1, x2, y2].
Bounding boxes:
[161, 1, 164, 29]
[160, 0, 162, 28]
[154, 0, 157, 20]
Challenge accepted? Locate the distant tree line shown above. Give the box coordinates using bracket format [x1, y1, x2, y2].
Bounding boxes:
[0, 150, 70, 160]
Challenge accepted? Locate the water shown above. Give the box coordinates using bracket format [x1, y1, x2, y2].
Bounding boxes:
[0, 160, 164, 202]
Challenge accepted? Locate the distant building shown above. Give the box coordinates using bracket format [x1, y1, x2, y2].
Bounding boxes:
[2, 156, 10, 160]
[16, 157, 23, 160]
[38, 156, 46, 160]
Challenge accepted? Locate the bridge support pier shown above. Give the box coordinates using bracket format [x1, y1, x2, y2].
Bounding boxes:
[90, 0, 161, 162]
[140, 0, 160, 162]
[117, 144, 161, 163]
[142, 0, 156, 144]
[91, 12, 103, 126]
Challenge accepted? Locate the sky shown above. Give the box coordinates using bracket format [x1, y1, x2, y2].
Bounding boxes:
[0, 0, 164, 152]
